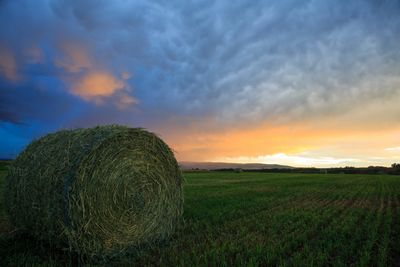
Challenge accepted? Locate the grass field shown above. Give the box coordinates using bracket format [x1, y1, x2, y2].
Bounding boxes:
[1, 165, 400, 266]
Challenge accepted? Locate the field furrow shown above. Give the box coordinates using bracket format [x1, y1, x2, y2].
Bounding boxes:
[281, 178, 375, 266]
[1, 170, 400, 266]
[388, 185, 400, 267]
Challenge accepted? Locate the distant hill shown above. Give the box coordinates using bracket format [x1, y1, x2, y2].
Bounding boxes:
[179, 161, 293, 170]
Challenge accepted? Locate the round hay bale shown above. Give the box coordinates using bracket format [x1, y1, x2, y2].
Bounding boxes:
[4, 125, 183, 257]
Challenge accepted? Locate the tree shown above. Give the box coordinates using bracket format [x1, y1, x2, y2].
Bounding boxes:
[392, 163, 400, 169]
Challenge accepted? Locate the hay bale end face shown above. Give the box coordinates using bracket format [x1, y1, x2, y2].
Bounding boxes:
[4, 125, 183, 257]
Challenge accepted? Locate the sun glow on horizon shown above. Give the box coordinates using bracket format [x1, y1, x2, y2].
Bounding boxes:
[214, 152, 361, 168]
[1, 1, 400, 168]
[161, 117, 400, 167]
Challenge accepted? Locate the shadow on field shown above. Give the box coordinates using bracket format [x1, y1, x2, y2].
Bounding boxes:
[0, 214, 174, 266]
[0, 231, 83, 266]
[0, 162, 81, 266]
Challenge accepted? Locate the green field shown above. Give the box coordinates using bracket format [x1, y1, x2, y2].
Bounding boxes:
[1, 166, 400, 266]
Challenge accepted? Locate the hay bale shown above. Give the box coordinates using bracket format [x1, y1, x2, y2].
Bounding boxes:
[4, 125, 183, 257]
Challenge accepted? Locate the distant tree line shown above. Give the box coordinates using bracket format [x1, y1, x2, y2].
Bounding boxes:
[214, 163, 400, 175]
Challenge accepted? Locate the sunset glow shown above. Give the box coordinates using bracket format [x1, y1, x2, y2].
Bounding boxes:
[1, 1, 400, 167]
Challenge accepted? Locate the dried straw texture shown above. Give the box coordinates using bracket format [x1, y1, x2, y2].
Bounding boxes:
[4, 125, 183, 257]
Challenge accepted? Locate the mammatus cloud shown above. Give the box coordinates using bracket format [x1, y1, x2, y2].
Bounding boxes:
[1, 0, 400, 123]
[1, 0, 400, 165]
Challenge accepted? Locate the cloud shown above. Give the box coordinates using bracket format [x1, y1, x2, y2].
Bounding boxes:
[2, 0, 400, 124]
[52, 41, 135, 103]
[55, 42, 92, 73]
[385, 146, 400, 152]
[70, 71, 125, 100]
[116, 93, 138, 109]
[1, 0, 400, 162]
[0, 45, 18, 81]
[0, 78, 80, 125]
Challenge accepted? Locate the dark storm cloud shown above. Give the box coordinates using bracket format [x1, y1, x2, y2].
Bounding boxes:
[0, 80, 77, 125]
[1, 0, 400, 157]
[172, 0, 400, 123]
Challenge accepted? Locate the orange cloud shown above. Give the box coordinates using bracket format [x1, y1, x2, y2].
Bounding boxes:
[167, 124, 326, 161]
[55, 42, 91, 73]
[116, 93, 138, 109]
[0, 45, 19, 81]
[71, 71, 125, 100]
[154, 116, 400, 166]
[155, 117, 318, 161]
[55, 42, 137, 107]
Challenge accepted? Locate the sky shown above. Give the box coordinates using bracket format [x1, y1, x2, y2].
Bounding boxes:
[1, 0, 400, 167]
